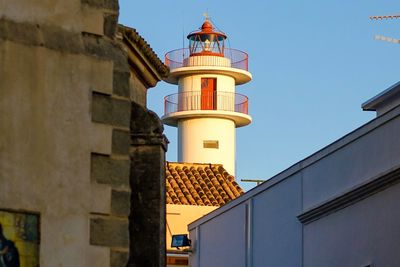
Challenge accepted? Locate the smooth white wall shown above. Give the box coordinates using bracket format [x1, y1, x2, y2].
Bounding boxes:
[178, 118, 236, 175]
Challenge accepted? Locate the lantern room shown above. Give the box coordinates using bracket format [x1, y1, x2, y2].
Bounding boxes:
[187, 19, 227, 56]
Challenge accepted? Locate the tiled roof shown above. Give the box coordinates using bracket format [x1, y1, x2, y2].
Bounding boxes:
[166, 162, 244, 206]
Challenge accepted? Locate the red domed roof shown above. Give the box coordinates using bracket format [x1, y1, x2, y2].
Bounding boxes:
[201, 20, 213, 31]
[187, 19, 227, 40]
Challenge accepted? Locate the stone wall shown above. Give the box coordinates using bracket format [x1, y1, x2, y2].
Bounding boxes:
[0, 1, 168, 266]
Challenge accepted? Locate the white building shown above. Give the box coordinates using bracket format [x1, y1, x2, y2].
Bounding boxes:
[188, 82, 400, 267]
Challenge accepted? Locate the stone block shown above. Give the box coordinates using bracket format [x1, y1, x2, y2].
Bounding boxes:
[104, 0, 119, 10]
[81, 0, 119, 11]
[92, 93, 131, 128]
[83, 34, 129, 72]
[0, 19, 40, 46]
[130, 101, 163, 135]
[111, 250, 128, 267]
[111, 190, 130, 216]
[91, 154, 130, 187]
[91, 183, 111, 214]
[89, 59, 114, 95]
[91, 123, 113, 155]
[82, 6, 104, 36]
[41, 24, 83, 53]
[90, 217, 129, 248]
[113, 70, 130, 98]
[81, 0, 103, 8]
[130, 74, 147, 106]
[88, 246, 110, 267]
[104, 14, 118, 38]
[112, 129, 130, 155]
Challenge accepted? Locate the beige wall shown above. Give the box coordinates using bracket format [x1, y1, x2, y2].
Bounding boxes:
[0, 0, 107, 34]
[0, 40, 114, 266]
[166, 204, 216, 252]
[0, 1, 170, 266]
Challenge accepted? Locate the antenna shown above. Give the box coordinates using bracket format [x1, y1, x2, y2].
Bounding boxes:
[370, 14, 400, 20]
[370, 13, 400, 44]
[241, 179, 266, 186]
[374, 35, 400, 44]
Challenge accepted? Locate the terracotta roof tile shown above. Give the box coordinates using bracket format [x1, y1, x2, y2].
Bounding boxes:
[166, 162, 244, 206]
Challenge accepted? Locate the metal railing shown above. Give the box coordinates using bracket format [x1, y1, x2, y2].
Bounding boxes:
[164, 91, 249, 116]
[165, 48, 249, 71]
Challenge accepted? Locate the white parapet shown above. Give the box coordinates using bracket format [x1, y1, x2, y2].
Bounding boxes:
[183, 55, 231, 68]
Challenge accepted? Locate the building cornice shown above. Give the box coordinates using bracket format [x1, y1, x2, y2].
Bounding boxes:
[297, 165, 400, 224]
[118, 24, 169, 88]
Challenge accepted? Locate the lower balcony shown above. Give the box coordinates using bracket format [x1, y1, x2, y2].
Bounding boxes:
[162, 91, 252, 127]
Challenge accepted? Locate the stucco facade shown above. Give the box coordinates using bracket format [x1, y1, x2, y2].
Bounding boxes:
[188, 82, 400, 267]
[0, 1, 168, 266]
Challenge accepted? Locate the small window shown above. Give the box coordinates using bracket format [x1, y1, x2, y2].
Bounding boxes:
[203, 140, 219, 149]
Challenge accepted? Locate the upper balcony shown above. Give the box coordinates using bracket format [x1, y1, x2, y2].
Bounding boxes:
[164, 48, 252, 85]
[166, 48, 248, 71]
[162, 91, 252, 127]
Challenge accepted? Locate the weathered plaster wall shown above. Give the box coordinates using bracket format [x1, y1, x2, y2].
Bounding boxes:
[0, 0, 134, 266]
[0, 40, 114, 266]
[0, 0, 117, 34]
[1, 1, 168, 266]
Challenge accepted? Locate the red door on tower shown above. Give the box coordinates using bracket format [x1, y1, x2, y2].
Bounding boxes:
[201, 78, 216, 110]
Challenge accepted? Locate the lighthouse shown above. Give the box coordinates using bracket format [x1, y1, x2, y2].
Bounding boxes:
[163, 18, 252, 176]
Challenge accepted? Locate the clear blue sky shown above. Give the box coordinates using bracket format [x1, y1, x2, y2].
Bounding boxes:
[119, 1, 399, 191]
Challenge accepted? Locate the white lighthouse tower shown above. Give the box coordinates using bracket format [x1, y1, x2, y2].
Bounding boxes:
[162, 18, 252, 176]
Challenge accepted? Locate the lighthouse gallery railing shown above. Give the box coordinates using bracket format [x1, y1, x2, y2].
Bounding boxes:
[165, 48, 249, 71]
[164, 91, 249, 115]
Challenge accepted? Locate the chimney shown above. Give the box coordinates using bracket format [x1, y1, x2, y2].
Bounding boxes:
[362, 81, 400, 117]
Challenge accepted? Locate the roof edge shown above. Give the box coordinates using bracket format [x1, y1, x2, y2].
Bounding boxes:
[189, 103, 400, 230]
[362, 81, 400, 111]
[118, 24, 169, 86]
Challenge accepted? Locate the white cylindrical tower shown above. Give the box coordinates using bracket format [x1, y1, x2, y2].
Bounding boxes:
[162, 19, 252, 175]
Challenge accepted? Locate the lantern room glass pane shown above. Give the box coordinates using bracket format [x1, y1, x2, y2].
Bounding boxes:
[188, 34, 225, 55]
